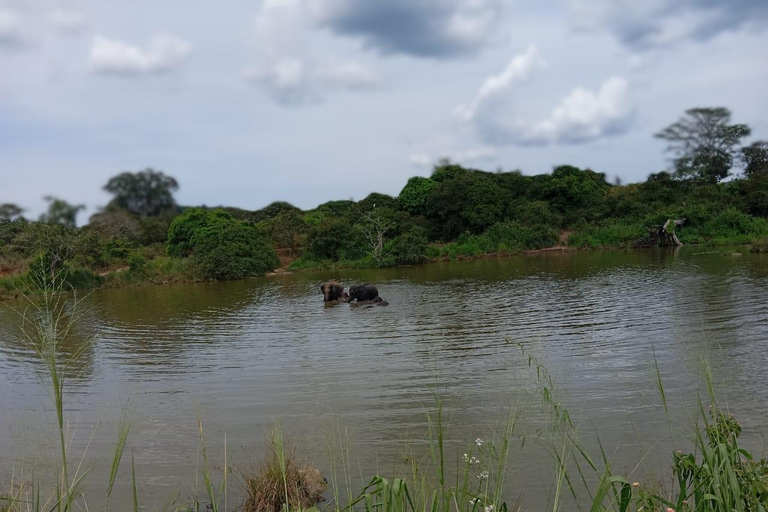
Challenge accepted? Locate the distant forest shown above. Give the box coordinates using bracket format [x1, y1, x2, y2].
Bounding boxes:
[2, 107, 768, 295]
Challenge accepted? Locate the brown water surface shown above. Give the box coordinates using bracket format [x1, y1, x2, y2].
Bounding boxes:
[1, 248, 767, 510]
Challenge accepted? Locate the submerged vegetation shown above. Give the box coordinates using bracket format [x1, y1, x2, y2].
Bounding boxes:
[1, 107, 768, 298]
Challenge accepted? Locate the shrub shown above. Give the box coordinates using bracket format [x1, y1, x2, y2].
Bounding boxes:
[305, 220, 366, 261]
[383, 228, 429, 265]
[482, 221, 559, 251]
[167, 208, 279, 280]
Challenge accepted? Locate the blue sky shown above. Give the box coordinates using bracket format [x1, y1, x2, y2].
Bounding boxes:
[1, 0, 767, 222]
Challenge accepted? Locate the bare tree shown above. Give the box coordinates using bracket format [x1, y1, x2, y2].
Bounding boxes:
[358, 209, 394, 265]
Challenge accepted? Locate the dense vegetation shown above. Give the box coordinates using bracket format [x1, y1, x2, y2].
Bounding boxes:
[1, 108, 768, 298]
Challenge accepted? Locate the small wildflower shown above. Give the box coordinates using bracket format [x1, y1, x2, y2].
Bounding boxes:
[632, 482, 639, 487]
[477, 470, 489, 480]
[469, 499, 477, 506]
[675, 450, 683, 455]
[666, 508, 675, 512]
[463, 453, 469, 462]
[470, 456, 480, 465]
[476, 438, 483, 447]
[484, 505, 494, 512]
[682, 500, 688, 505]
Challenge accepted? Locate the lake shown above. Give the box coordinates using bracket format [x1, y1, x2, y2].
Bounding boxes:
[1, 247, 767, 510]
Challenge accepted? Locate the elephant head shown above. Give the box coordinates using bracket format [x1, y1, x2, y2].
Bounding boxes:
[320, 281, 344, 302]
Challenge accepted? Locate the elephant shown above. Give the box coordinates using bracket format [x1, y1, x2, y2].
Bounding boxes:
[348, 283, 379, 302]
[320, 281, 345, 302]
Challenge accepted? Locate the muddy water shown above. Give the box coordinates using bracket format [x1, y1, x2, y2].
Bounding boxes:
[1, 247, 767, 510]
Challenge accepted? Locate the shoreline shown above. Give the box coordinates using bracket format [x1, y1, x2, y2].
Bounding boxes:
[0, 242, 758, 302]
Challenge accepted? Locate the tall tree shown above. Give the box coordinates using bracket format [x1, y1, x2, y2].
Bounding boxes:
[655, 108, 751, 184]
[0, 203, 23, 222]
[741, 141, 768, 178]
[39, 196, 85, 227]
[103, 168, 179, 217]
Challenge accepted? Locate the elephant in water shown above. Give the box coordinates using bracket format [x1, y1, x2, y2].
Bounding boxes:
[320, 281, 346, 302]
[348, 283, 379, 302]
[348, 283, 388, 306]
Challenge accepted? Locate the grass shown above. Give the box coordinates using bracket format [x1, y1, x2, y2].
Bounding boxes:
[569, 209, 768, 249]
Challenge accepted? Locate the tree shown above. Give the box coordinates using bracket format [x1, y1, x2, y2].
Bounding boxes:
[358, 208, 395, 265]
[40, 196, 85, 227]
[399, 177, 436, 214]
[0, 203, 23, 222]
[741, 141, 768, 178]
[103, 168, 179, 217]
[655, 108, 751, 184]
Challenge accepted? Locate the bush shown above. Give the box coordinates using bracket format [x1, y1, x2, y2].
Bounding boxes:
[568, 221, 647, 248]
[383, 228, 429, 265]
[167, 208, 279, 280]
[482, 221, 559, 251]
[305, 220, 366, 261]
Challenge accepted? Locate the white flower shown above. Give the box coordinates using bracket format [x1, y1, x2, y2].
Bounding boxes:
[484, 505, 494, 512]
[469, 456, 480, 465]
[463, 453, 469, 462]
[477, 470, 489, 480]
[469, 498, 477, 506]
[476, 438, 483, 447]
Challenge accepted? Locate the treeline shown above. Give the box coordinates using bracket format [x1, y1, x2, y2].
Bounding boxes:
[1, 107, 768, 296]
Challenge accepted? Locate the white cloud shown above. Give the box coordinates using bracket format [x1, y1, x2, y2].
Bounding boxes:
[409, 147, 497, 167]
[409, 153, 432, 166]
[47, 9, 88, 35]
[0, 8, 23, 46]
[89, 35, 191, 76]
[242, 58, 380, 105]
[517, 76, 634, 144]
[456, 47, 633, 146]
[453, 45, 544, 122]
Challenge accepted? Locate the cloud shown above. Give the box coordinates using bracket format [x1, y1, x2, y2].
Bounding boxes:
[47, 9, 88, 35]
[409, 147, 497, 167]
[0, 8, 23, 47]
[242, 58, 380, 106]
[569, 0, 768, 49]
[89, 35, 191, 76]
[316, 0, 504, 57]
[245, 1, 380, 105]
[514, 76, 634, 145]
[454, 44, 544, 122]
[456, 49, 633, 145]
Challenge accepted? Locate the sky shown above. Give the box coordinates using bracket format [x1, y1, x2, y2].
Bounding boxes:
[1, 0, 767, 223]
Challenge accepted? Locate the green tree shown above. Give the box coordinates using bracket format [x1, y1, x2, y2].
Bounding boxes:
[398, 177, 436, 214]
[103, 168, 179, 217]
[251, 201, 302, 222]
[0, 203, 23, 222]
[741, 141, 768, 178]
[542, 166, 609, 223]
[655, 107, 751, 184]
[167, 208, 279, 280]
[40, 196, 85, 227]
